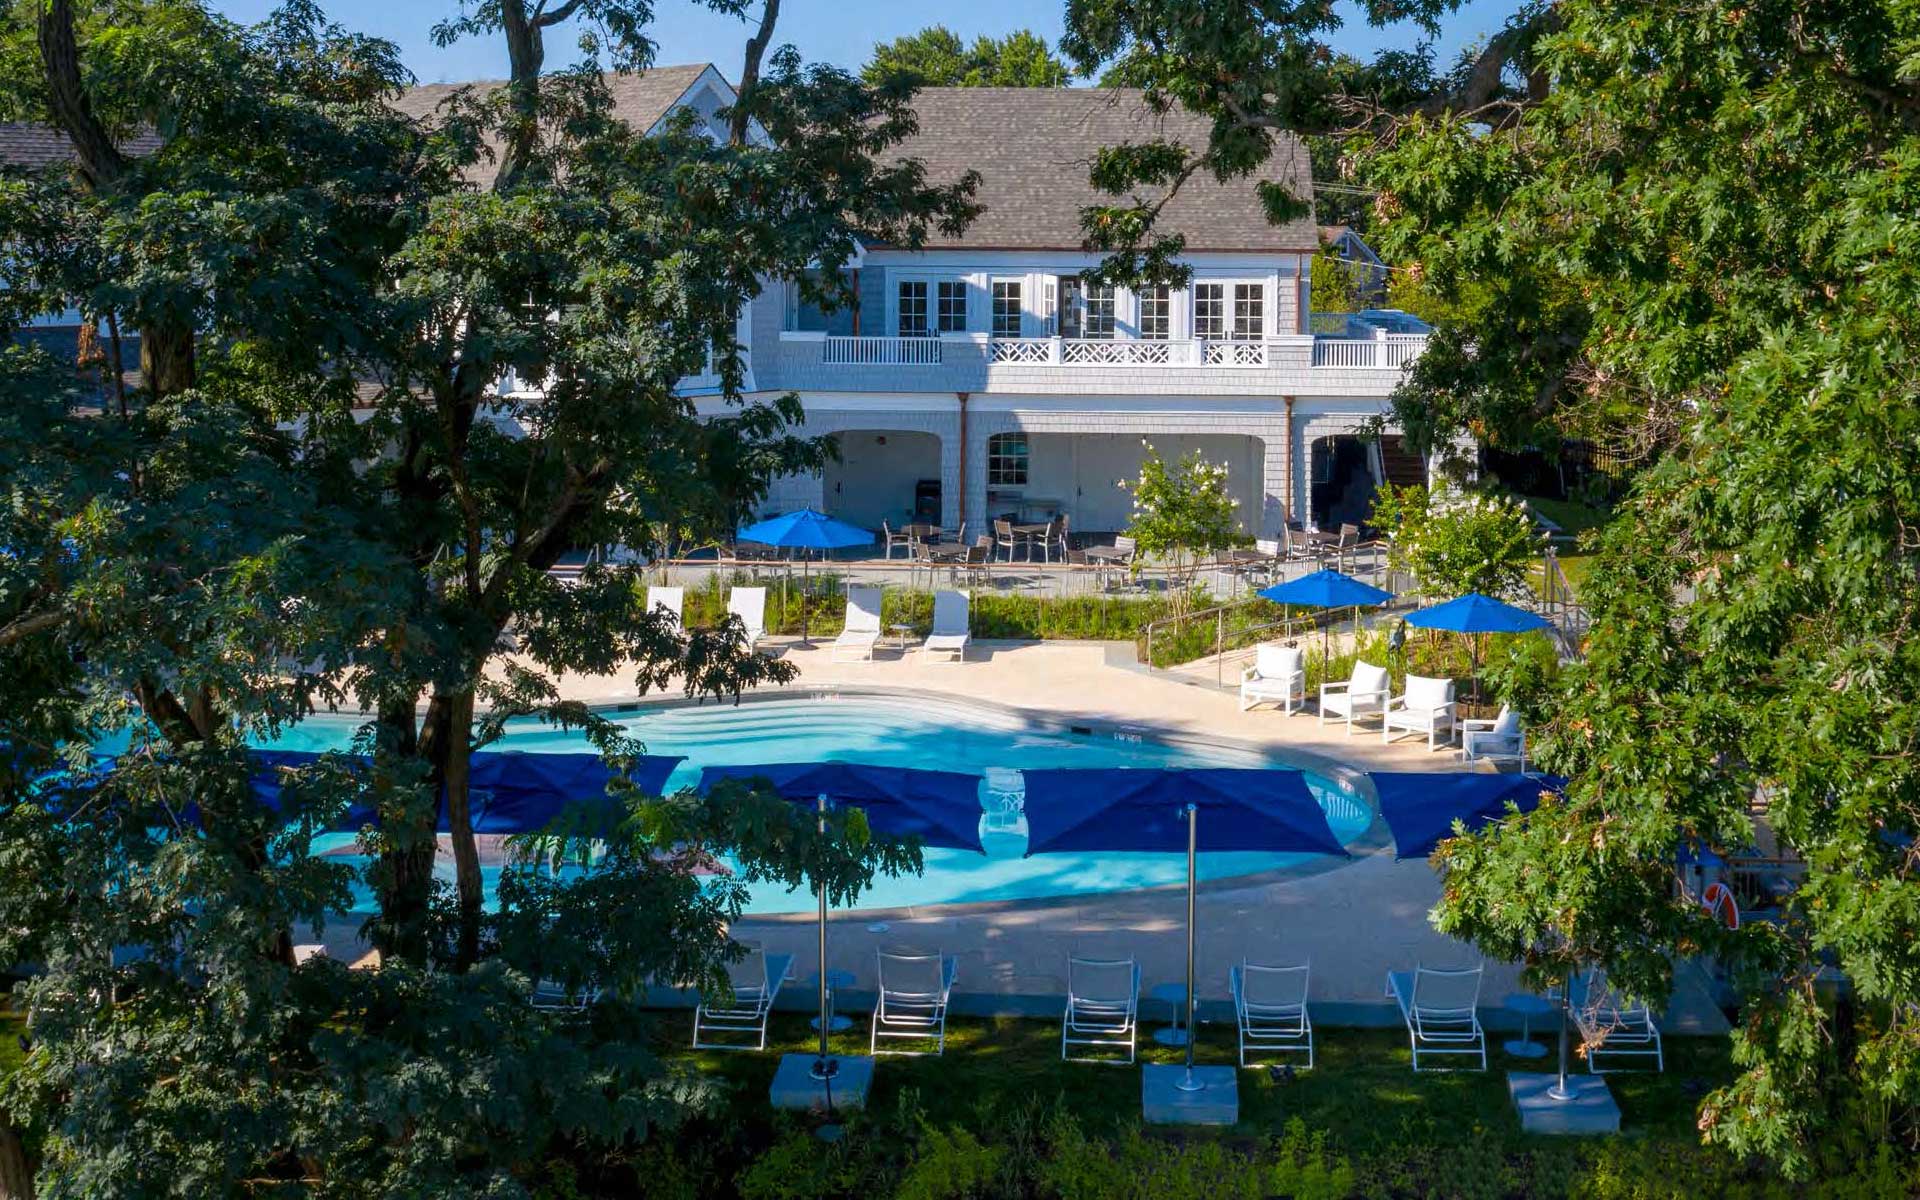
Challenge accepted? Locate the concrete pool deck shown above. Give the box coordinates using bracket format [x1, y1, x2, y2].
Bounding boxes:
[502, 636, 1728, 1035]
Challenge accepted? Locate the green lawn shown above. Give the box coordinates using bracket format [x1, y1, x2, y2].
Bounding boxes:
[676, 1011, 1730, 1150]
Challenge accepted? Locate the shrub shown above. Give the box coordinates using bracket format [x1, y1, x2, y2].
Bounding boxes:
[1121, 442, 1249, 615]
[1373, 483, 1542, 600]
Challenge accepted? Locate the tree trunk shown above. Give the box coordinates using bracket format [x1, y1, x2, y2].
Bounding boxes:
[442, 687, 483, 971]
[495, 0, 545, 192]
[730, 0, 782, 147]
[138, 321, 196, 397]
[370, 696, 441, 965]
[36, 0, 125, 192]
[0, 1114, 34, 1200]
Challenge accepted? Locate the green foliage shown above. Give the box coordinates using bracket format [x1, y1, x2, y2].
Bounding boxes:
[1372, 483, 1542, 600]
[1309, 253, 1371, 316]
[863, 26, 1071, 88]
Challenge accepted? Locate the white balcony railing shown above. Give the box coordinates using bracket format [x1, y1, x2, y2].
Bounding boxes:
[988, 337, 1270, 366]
[821, 335, 942, 365]
[1311, 334, 1427, 368]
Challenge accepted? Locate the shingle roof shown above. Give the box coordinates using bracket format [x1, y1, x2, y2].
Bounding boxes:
[0, 123, 162, 170]
[885, 88, 1316, 253]
[392, 63, 712, 143]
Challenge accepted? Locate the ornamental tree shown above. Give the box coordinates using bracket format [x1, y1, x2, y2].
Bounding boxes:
[863, 26, 1072, 88]
[1119, 442, 1246, 614]
[1371, 484, 1539, 600]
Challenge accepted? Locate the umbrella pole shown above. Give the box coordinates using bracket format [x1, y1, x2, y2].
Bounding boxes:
[811, 792, 837, 1083]
[1178, 802, 1202, 1091]
[802, 556, 811, 644]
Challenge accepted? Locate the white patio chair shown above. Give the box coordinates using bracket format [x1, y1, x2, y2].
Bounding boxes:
[831, 586, 884, 661]
[726, 586, 766, 652]
[1572, 969, 1664, 1073]
[921, 589, 971, 662]
[869, 950, 959, 1056]
[646, 585, 683, 629]
[1240, 644, 1306, 714]
[692, 947, 792, 1051]
[1061, 956, 1141, 1064]
[1319, 660, 1391, 735]
[1383, 674, 1458, 750]
[1231, 961, 1313, 1068]
[1461, 705, 1526, 769]
[1386, 963, 1486, 1071]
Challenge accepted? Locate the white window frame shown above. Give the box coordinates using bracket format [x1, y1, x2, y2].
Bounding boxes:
[990, 278, 1025, 339]
[986, 432, 1030, 487]
[1190, 279, 1267, 341]
[1136, 284, 1171, 340]
[896, 279, 930, 338]
[935, 280, 968, 334]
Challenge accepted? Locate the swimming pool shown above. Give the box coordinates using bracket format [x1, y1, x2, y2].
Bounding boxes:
[269, 693, 1374, 915]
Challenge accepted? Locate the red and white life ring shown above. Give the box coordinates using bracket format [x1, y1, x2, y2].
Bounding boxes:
[1701, 882, 1740, 930]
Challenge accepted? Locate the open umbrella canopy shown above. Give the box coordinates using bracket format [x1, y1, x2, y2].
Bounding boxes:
[248, 749, 685, 834]
[736, 509, 874, 552]
[1257, 569, 1394, 609]
[1371, 772, 1564, 859]
[1020, 768, 1347, 857]
[1403, 592, 1552, 634]
[697, 761, 986, 852]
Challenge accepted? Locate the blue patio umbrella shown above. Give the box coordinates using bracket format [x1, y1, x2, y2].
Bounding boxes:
[734, 509, 875, 644]
[1022, 768, 1347, 1088]
[1371, 772, 1563, 860]
[1258, 568, 1397, 660]
[699, 761, 985, 1082]
[248, 749, 685, 835]
[1403, 592, 1554, 702]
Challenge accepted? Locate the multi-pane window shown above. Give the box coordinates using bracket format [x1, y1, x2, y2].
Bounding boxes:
[1083, 283, 1116, 339]
[1137, 285, 1170, 339]
[987, 432, 1029, 486]
[897, 280, 929, 337]
[1192, 283, 1226, 339]
[991, 281, 1023, 338]
[936, 281, 968, 333]
[1232, 283, 1265, 340]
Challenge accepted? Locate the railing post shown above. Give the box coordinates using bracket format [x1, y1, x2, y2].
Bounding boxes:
[1048, 336, 1062, 365]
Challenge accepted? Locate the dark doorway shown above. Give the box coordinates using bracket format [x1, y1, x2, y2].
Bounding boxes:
[1309, 435, 1379, 530]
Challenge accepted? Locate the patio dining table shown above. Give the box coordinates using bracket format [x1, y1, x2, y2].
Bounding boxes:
[1011, 522, 1054, 562]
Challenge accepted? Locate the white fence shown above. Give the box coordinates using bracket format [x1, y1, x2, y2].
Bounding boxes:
[1310, 335, 1426, 368]
[822, 336, 943, 365]
[988, 338, 1270, 366]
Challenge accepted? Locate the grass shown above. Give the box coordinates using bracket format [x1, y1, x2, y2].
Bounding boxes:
[674, 1011, 1732, 1152]
[1523, 496, 1617, 538]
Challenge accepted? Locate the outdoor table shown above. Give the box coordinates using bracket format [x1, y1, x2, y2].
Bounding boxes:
[886, 622, 915, 651]
[1149, 981, 1190, 1047]
[1502, 992, 1555, 1059]
[924, 541, 968, 561]
[809, 969, 857, 1034]
[1083, 545, 1131, 562]
[1010, 522, 1052, 562]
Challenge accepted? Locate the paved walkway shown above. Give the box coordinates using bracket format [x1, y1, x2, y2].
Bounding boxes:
[507, 637, 1727, 1034]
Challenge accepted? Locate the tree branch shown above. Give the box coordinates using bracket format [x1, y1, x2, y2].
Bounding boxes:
[730, 0, 781, 147]
[0, 607, 70, 648]
[534, 0, 586, 29]
[36, 0, 126, 192]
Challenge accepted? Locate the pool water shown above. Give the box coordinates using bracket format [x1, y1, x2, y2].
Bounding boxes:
[269, 695, 1372, 915]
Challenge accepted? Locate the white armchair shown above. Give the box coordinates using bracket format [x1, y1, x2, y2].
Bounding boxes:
[1461, 705, 1526, 768]
[1240, 644, 1306, 714]
[1383, 674, 1457, 750]
[1319, 661, 1391, 735]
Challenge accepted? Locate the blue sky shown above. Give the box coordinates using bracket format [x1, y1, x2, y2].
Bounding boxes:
[209, 0, 1517, 84]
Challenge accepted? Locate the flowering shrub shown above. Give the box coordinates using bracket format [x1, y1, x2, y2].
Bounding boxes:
[1372, 484, 1540, 599]
[1120, 442, 1247, 613]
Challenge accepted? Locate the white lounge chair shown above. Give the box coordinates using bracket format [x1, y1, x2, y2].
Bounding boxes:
[646, 585, 684, 629]
[1572, 969, 1664, 1073]
[727, 586, 767, 652]
[869, 950, 959, 1056]
[1240, 644, 1306, 714]
[692, 947, 791, 1051]
[921, 589, 971, 662]
[1319, 660, 1391, 735]
[1386, 964, 1486, 1071]
[1061, 956, 1141, 1064]
[530, 977, 597, 1013]
[831, 586, 884, 662]
[1383, 674, 1457, 750]
[1461, 705, 1526, 768]
[1231, 961, 1313, 1068]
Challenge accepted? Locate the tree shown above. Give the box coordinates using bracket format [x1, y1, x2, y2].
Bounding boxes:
[1363, 1, 1920, 1177]
[1119, 442, 1246, 615]
[1371, 484, 1539, 600]
[863, 25, 1072, 88]
[0, 0, 977, 1191]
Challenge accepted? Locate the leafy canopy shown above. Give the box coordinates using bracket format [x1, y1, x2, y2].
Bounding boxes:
[863, 25, 1072, 88]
